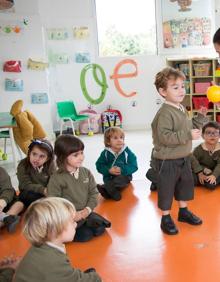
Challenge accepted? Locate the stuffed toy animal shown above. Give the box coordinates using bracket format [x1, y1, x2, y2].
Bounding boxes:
[10, 100, 47, 154]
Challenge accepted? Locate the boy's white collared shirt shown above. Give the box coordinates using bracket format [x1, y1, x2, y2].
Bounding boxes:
[164, 101, 185, 112]
[46, 241, 66, 254]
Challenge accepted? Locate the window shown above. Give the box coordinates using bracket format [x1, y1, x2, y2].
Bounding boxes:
[95, 0, 157, 57]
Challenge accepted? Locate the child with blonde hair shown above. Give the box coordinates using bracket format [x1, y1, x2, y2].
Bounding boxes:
[14, 197, 102, 282]
[96, 127, 138, 201]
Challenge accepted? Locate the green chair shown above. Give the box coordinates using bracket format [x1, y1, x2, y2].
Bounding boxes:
[56, 101, 93, 136]
[0, 130, 10, 160]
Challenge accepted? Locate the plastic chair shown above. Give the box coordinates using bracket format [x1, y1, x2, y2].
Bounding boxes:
[0, 130, 10, 160]
[56, 101, 93, 136]
[0, 130, 24, 161]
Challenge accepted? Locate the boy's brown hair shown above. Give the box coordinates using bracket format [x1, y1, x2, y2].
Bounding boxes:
[104, 127, 125, 147]
[213, 28, 220, 44]
[154, 67, 185, 92]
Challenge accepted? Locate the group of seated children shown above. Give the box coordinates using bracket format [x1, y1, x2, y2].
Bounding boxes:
[1, 65, 220, 280]
[0, 126, 137, 281]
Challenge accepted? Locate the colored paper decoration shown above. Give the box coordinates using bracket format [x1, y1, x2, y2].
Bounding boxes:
[80, 64, 108, 105]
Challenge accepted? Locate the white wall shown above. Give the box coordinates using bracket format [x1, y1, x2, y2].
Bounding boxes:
[0, 0, 53, 137]
[0, 0, 219, 135]
[38, 0, 166, 131]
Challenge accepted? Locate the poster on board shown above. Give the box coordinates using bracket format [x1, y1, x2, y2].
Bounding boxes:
[159, 0, 214, 53]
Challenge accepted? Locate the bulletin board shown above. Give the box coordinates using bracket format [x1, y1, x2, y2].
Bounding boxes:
[157, 0, 215, 54]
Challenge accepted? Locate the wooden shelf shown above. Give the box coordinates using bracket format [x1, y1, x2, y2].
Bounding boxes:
[167, 57, 219, 122]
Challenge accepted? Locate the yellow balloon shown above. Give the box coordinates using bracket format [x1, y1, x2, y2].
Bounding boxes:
[207, 85, 220, 103]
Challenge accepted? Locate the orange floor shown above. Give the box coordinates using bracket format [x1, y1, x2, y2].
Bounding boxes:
[1, 181, 220, 282]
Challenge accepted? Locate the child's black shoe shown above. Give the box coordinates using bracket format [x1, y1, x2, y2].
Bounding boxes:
[97, 184, 110, 199]
[150, 183, 157, 191]
[3, 215, 20, 233]
[84, 268, 96, 273]
[178, 209, 202, 225]
[160, 215, 178, 235]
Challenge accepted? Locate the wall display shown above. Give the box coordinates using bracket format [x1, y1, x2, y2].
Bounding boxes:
[75, 52, 90, 63]
[73, 26, 89, 39]
[31, 92, 48, 104]
[5, 78, 23, 91]
[3, 60, 21, 72]
[27, 58, 48, 70]
[47, 28, 69, 40]
[0, 19, 27, 35]
[160, 0, 214, 52]
[49, 51, 69, 64]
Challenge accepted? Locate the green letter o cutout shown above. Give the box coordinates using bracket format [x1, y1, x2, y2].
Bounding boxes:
[80, 64, 108, 105]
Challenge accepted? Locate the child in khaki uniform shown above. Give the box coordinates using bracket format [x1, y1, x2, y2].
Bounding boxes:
[48, 135, 110, 242]
[14, 197, 102, 282]
[191, 121, 220, 190]
[17, 139, 56, 208]
[0, 167, 23, 233]
[152, 67, 208, 235]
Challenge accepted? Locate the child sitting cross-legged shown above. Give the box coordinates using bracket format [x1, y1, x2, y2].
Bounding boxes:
[96, 127, 138, 201]
[191, 121, 220, 190]
[47, 135, 111, 243]
[0, 167, 23, 233]
[14, 197, 102, 282]
[17, 139, 56, 209]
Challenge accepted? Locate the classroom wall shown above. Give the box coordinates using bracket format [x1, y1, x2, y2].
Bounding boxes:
[0, 0, 219, 136]
[0, 0, 54, 137]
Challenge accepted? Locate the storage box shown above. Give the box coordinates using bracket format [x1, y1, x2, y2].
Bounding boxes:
[193, 63, 211, 76]
[179, 63, 189, 76]
[192, 97, 210, 109]
[216, 115, 220, 123]
[194, 82, 211, 93]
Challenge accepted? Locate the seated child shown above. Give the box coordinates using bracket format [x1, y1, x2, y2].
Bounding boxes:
[14, 197, 102, 282]
[17, 139, 56, 208]
[0, 167, 23, 233]
[96, 127, 138, 201]
[47, 135, 111, 243]
[191, 121, 220, 190]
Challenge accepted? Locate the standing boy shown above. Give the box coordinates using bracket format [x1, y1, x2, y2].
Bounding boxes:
[152, 67, 207, 235]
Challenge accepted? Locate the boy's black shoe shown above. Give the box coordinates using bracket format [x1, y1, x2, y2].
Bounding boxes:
[3, 215, 20, 233]
[160, 215, 178, 235]
[84, 268, 96, 273]
[97, 184, 110, 199]
[150, 183, 157, 191]
[178, 210, 202, 225]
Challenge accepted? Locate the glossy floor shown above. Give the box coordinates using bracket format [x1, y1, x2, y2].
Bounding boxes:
[0, 131, 219, 282]
[1, 183, 220, 282]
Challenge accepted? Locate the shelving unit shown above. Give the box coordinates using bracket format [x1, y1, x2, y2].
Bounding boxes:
[167, 58, 220, 122]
